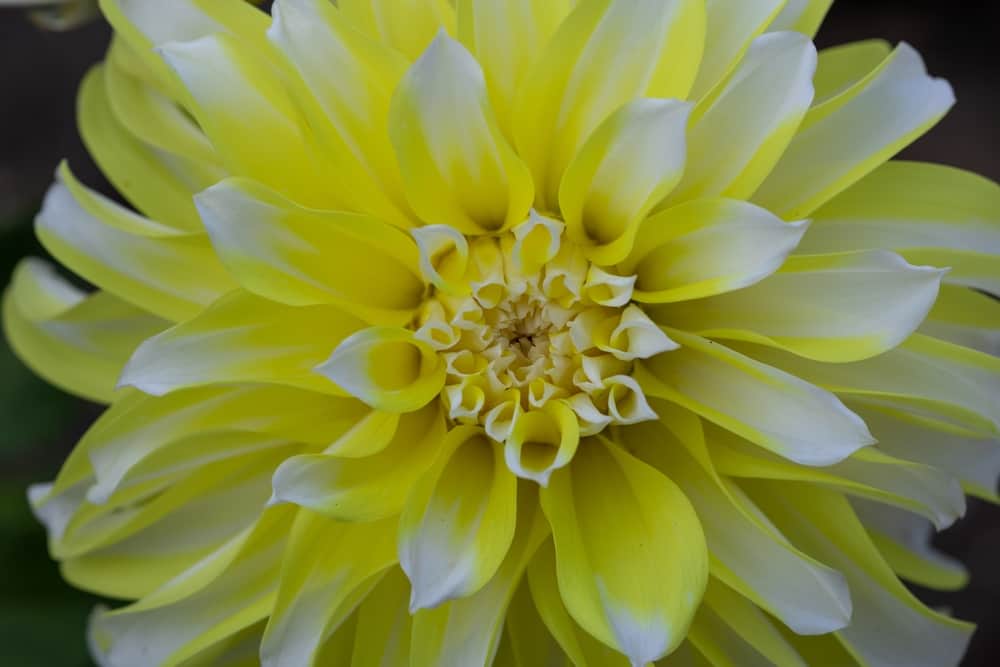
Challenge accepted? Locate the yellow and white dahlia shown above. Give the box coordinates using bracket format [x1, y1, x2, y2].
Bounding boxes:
[7, 0, 1000, 665]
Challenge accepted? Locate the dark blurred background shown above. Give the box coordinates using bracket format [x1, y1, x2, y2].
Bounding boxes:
[0, 1, 996, 665]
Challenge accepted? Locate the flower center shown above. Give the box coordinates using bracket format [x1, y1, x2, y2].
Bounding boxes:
[411, 214, 676, 445]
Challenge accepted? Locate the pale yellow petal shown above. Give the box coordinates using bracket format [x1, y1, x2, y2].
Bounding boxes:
[753, 43, 954, 218]
[513, 0, 706, 209]
[400, 426, 517, 610]
[339, 0, 456, 60]
[260, 511, 397, 667]
[196, 178, 425, 325]
[639, 331, 874, 466]
[650, 251, 944, 362]
[120, 291, 365, 395]
[623, 198, 808, 304]
[766, 0, 833, 37]
[812, 39, 892, 105]
[540, 437, 707, 665]
[2, 258, 167, 403]
[388, 33, 534, 234]
[559, 98, 690, 265]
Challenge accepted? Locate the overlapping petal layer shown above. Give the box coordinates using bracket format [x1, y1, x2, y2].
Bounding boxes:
[8, 1, 998, 666]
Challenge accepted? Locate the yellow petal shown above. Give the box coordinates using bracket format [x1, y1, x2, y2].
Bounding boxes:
[739, 334, 1000, 433]
[711, 430, 965, 530]
[410, 483, 549, 666]
[853, 499, 968, 591]
[91, 507, 292, 667]
[540, 437, 707, 665]
[753, 43, 955, 218]
[158, 33, 340, 209]
[260, 511, 397, 667]
[36, 164, 237, 322]
[621, 413, 852, 636]
[339, 0, 456, 60]
[623, 198, 808, 304]
[527, 540, 632, 667]
[120, 291, 364, 395]
[640, 330, 874, 466]
[766, 0, 833, 37]
[812, 39, 892, 105]
[456, 0, 574, 136]
[61, 447, 295, 600]
[350, 568, 412, 667]
[2, 258, 167, 403]
[747, 483, 973, 667]
[400, 426, 517, 610]
[845, 397, 1000, 502]
[505, 578, 574, 667]
[672, 31, 816, 202]
[650, 250, 944, 362]
[268, 0, 415, 228]
[80, 385, 368, 504]
[316, 327, 446, 412]
[694, 579, 808, 667]
[921, 284, 1000, 355]
[268, 404, 446, 521]
[688, 0, 785, 100]
[513, 0, 706, 209]
[559, 99, 690, 265]
[388, 33, 534, 234]
[505, 401, 581, 486]
[196, 178, 425, 324]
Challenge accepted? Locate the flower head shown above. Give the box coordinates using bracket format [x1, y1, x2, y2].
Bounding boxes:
[5, 1, 999, 665]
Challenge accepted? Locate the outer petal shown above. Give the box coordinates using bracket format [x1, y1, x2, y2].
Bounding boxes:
[90, 507, 291, 667]
[350, 568, 413, 667]
[739, 335, 1000, 433]
[400, 426, 517, 610]
[921, 285, 1000, 355]
[527, 540, 634, 667]
[812, 39, 892, 105]
[688, 0, 785, 100]
[766, 0, 833, 37]
[638, 330, 874, 466]
[79, 386, 368, 505]
[711, 431, 965, 530]
[158, 33, 340, 209]
[196, 178, 425, 325]
[797, 161, 1000, 294]
[513, 0, 706, 209]
[388, 34, 533, 234]
[119, 291, 364, 395]
[621, 411, 852, 636]
[540, 437, 708, 665]
[853, 500, 968, 591]
[621, 198, 808, 304]
[847, 397, 1000, 501]
[316, 327, 446, 413]
[36, 164, 236, 322]
[339, 0, 456, 60]
[79, 63, 209, 231]
[269, 404, 446, 521]
[650, 250, 944, 363]
[748, 483, 973, 667]
[260, 512, 397, 667]
[672, 31, 816, 202]
[753, 43, 955, 218]
[267, 0, 414, 228]
[456, 0, 574, 136]
[410, 484, 549, 666]
[60, 447, 295, 600]
[559, 98, 690, 265]
[2, 258, 167, 403]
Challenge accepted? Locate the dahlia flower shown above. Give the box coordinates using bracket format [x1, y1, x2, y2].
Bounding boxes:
[6, 0, 999, 665]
